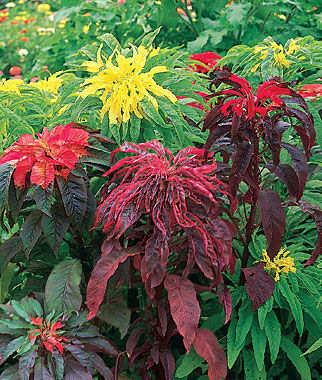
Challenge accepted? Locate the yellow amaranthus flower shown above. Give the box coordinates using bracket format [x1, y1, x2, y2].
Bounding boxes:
[80, 45, 177, 124]
[261, 248, 296, 281]
[273, 50, 291, 68]
[287, 38, 300, 55]
[30, 72, 63, 94]
[0, 79, 24, 95]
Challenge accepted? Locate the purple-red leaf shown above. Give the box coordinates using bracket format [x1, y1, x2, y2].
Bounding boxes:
[242, 262, 275, 311]
[258, 189, 285, 257]
[216, 283, 232, 324]
[159, 347, 175, 380]
[266, 163, 300, 199]
[297, 200, 322, 266]
[86, 246, 141, 320]
[164, 274, 200, 352]
[126, 327, 145, 358]
[281, 142, 308, 198]
[193, 328, 227, 380]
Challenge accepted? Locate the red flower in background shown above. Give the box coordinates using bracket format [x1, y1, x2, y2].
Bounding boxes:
[298, 81, 322, 99]
[189, 52, 222, 73]
[29, 316, 68, 355]
[0, 124, 89, 189]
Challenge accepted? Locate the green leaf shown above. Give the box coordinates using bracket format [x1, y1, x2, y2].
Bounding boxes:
[141, 27, 162, 47]
[278, 276, 304, 335]
[34, 357, 53, 380]
[140, 99, 165, 125]
[251, 316, 267, 371]
[301, 338, 322, 356]
[98, 301, 131, 339]
[264, 310, 281, 364]
[187, 32, 210, 53]
[242, 350, 267, 380]
[1, 336, 27, 363]
[98, 33, 121, 52]
[257, 296, 273, 329]
[280, 336, 311, 380]
[11, 299, 31, 323]
[0, 263, 16, 303]
[0, 364, 19, 380]
[109, 122, 121, 146]
[175, 346, 206, 378]
[18, 345, 37, 380]
[45, 258, 82, 316]
[129, 115, 142, 143]
[41, 207, 70, 251]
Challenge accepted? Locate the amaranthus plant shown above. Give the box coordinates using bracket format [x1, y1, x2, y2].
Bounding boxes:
[0, 259, 118, 379]
[87, 140, 236, 379]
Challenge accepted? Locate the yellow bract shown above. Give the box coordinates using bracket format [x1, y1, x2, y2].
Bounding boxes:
[30, 72, 63, 94]
[0, 79, 24, 95]
[80, 45, 177, 125]
[261, 248, 296, 281]
[37, 4, 51, 13]
[287, 39, 301, 55]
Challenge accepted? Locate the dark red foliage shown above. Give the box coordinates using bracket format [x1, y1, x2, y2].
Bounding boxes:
[242, 262, 275, 311]
[90, 140, 235, 307]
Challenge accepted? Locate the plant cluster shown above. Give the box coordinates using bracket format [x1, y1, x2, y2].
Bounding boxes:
[0, 2, 321, 379]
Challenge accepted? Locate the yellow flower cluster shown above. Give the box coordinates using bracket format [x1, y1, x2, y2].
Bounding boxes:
[261, 248, 296, 281]
[0, 79, 24, 95]
[30, 72, 63, 94]
[252, 39, 305, 71]
[80, 45, 177, 125]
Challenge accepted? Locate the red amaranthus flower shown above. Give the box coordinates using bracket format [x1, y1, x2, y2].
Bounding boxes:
[189, 52, 222, 73]
[298, 81, 322, 99]
[87, 141, 235, 318]
[0, 123, 89, 189]
[29, 316, 68, 355]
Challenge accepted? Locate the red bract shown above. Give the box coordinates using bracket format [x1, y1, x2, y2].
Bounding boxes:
[29, 316, 68, 355]
[88, 140, 235, 318]
[0, 124, 89, 189]
[298, 81, 322, 99]
[189, 52, 222, 73]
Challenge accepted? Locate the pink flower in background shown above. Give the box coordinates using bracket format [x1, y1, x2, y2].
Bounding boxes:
[117, 0, 126, 5]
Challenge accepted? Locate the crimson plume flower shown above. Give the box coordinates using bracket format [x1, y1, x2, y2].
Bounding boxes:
[298, 81, 322, 99]
[87, 140, 236, 318]
[29, 316, 68, 355]
[0, 123, 89, 189]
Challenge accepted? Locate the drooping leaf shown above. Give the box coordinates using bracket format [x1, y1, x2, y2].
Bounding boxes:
[297, 200, 322, 266]
[175, 347, 207, 378]
[41, 207, 70, 251]
[64, 359, 93, 380]
[242, 350, 267, 380]
[45, 258, 82, 316]
[216, 283, 232, 324]
[280, 336, 311, 380]
[0, 363, 20, 380]
[278, 276, 304, 335]
[164, 274, 200, 353]
[0, 336, 26, 365]
[264, 310, 281, 364]
[18, 346, 37, 380]
[242, 263, 275, 311]
[86, 245, 140, 319]
[57, 175, 88, 223]
[0, 162, 14, 206]
[266, 163, 300, 199]
[20, 211, 43, 257]
[33, 184, 53, 216]
[281, 142, 308, 198]
[193, 328, 227, 380]
[0, 263, 16, 303]
[34, 358, 54, 380]
[258, 189, 285, 257]
[159, 346, 176, 380]
[0, 233, 23, 274]
[251, 316, 267, 372]
[300, 338, 322, 357]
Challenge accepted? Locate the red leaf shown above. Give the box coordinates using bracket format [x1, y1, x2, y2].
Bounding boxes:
[86, 246, 141, 319]
[126, 327, 144, 357]
[30, 160, 55, 189]
[242, 262, 275, 311]
[164, 274, 200, 352]
[281, 142, 308, 198]
[266, 163, 300, 199]
[216, 283, 232, 324]
[193, 328, 227, 380]
[159, 347, 175, 380]
[258, 189, 285, 257]
[297, 200, 322, 266]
